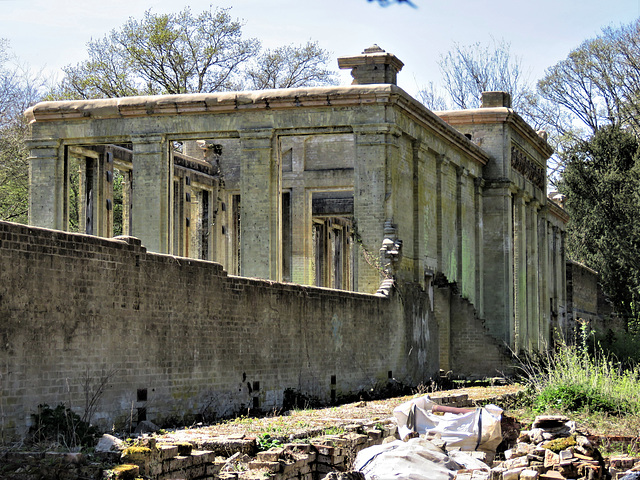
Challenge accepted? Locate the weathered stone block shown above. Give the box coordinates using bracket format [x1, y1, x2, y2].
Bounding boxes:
[248, 460, 281, 473]
[257, 447, 284, 462]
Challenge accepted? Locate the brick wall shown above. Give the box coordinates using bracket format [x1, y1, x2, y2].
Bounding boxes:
[0, 220, 437, 440]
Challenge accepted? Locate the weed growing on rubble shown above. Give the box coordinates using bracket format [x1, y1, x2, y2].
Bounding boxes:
[520, 338, 640, 415]
[323, 426, 345, 436]
[257, 433, 283, 451]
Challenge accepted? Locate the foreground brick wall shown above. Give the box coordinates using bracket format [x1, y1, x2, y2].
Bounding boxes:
[0, 220, 437, 440]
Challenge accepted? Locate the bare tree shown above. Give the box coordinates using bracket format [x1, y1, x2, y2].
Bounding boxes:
[437, 38, 531, 111]
[416, 81, 449, 111]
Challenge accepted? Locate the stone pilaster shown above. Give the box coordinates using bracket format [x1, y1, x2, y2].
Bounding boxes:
[527, 200, 540, 351]
[481, 181, 514, 345]
[513, 191, 528, 352]
[538, 208, 550, 347]
[474, 177, 485, 318]
[353, 124, 398, 293]
[131, 134, 171, 254]
[239, 129, 278, 280]
[28, 139, 64, 230]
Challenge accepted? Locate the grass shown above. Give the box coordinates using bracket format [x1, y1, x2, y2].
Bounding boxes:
[519, 331, 640, 416]
[512, 329, 640, 456]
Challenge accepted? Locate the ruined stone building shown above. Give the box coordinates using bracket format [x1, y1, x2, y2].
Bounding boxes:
[0, 46, 568, 437]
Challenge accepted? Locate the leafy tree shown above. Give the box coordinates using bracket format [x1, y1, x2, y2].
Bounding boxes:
[244, 41, 336, 90]
[0, 40, 43, 224]
[53, 7, 259, 98]
[50, 7, 336, 100]
[559, 125, 640, 322]
[537, 19, 640, 146]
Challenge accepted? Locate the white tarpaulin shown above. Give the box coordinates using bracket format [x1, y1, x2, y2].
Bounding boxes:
[354, 437, 463, 480]
[392, 396, 503, 454]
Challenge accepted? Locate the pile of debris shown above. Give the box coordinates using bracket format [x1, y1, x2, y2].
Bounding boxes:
[491, 415, 606, 480]
[355, 396, 628, 480]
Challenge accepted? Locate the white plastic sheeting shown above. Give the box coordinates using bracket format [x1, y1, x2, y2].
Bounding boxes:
[354, 437, 463, 480]
[393, 396, 503, 454]
[355, 397, 502, 480]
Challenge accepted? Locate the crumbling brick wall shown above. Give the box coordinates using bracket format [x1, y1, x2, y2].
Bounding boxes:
[0, 220, 437, 440]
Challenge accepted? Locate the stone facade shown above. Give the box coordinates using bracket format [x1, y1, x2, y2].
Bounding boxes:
[16, 47, 570, 437]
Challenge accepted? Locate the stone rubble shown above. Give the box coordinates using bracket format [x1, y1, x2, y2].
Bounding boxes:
[96, 410, 640, 480]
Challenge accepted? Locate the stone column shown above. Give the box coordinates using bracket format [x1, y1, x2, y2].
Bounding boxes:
[239, 128, 278, 281]
[28, 139, 64, 229]
[131, 134, 171, 254]
[513, 191, 528, 352]
[353, 124, 399, 293]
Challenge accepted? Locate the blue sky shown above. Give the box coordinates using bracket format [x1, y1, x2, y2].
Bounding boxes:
[1, 0, 639, 97]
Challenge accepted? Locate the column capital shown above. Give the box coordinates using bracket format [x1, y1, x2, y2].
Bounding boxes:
[26, 138, 61, 152]
[131, 133, 165, 145]
[238, 128, 274, 139]
[353, 123, 402, 137]
[512, 189, 532, 203]
[238, 128, 274, 150]
[436, 154, 450, 168]
[529, 198, 542, 210]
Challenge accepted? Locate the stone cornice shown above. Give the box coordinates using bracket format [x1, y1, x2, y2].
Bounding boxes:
[435, 107, 554, 161]
[547, 198, 569, 224]
[25, 85, 490, 167]
[337, 51, 404, 72]
[567, 259, 598, 276]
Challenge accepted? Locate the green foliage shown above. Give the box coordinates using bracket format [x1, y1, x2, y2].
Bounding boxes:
[244, 41, 337, 90]
[534, 383, 625, 414]
[323, 426, 345, 436]
[52, 7, 259, 98]
[29, 403, 98, 448]
[0, 119, 29, 223]
[560, 125, 640, 321]
[0, 39, 43, 224]
[538, 19, 640, 139]
[595, 327, 640, 365]
[49, 7, 335, 100]
[522, 341, 640, 416]
[257, 433, 282, 451]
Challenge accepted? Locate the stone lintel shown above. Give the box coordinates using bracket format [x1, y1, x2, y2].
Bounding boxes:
[547, 200, 569, 224]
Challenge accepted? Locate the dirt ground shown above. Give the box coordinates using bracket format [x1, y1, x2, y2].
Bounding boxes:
[156, 384, 525, 444]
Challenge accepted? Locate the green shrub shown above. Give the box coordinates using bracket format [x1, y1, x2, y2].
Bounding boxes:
[534, 383, 627, 414]
[257, 433, 282, 451]
[29, 403, 98, 448]
[521, 341, 640, 416]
